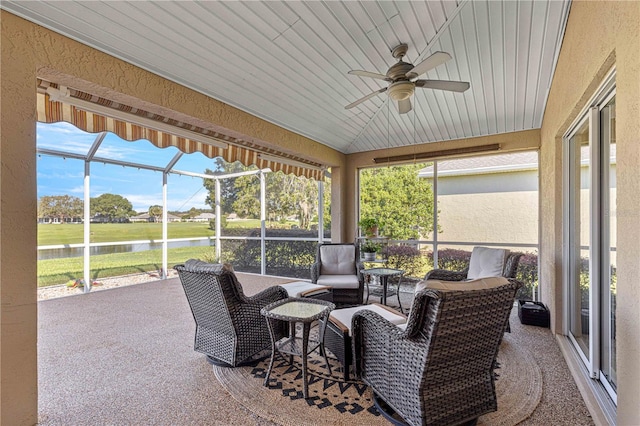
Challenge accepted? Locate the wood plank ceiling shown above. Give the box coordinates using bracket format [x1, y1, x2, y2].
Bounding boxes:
[4, 0, 570, 155]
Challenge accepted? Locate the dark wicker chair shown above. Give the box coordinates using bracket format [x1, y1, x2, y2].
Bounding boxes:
[174, 259, 288, 367]
[424, 249, 523, 281]
[310, 243, 364, 306]
[352, 279, 521, 426]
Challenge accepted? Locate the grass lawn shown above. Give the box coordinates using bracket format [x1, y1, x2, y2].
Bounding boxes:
[37, 219, 290, 286]
[38, 246, 215, 287]
[37, 222, 216, 245]
[37, 219, 290, 245]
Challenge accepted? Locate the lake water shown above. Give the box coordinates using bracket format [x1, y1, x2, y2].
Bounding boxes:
[38, 239, 213, 260]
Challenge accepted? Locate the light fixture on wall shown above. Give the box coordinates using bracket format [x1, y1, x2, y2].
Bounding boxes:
[258, 153, 324, 171]
[46, 86, 229, 149]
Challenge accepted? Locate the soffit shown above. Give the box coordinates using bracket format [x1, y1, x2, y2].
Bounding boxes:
[3, 1, 570, 155]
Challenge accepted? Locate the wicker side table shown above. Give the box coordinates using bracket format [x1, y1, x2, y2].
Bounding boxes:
[261, 298, 335, 399]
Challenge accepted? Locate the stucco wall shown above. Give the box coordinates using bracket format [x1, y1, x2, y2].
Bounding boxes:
[0, 11, 345, 424]
[539, 1, 640, 423]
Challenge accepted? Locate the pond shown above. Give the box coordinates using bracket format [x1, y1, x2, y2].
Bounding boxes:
[37, 239, 214, 260]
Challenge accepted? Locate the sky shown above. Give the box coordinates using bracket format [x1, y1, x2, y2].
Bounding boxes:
[37, 122, 222, 212]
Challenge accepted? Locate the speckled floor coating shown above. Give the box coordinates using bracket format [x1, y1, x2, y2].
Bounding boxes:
[38, 274, 593, 425]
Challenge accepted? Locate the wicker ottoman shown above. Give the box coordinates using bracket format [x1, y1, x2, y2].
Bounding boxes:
[325, 303, 407, 380]
[279, 281, 333, 302]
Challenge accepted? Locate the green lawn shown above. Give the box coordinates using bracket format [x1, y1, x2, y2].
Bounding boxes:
[38, 246, 215, 287]
[36, 219, 286, 287]
[37, 222, 216, 245]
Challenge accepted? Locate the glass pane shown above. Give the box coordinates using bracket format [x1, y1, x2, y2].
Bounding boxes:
[569, 119, 590, 359]
[359, 163, 435, 240]
[601, 98, 617, 390]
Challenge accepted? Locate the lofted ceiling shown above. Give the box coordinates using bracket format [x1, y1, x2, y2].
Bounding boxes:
[4, 1, 570, 156]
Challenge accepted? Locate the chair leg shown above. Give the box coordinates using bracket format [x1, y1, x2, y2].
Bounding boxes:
[372, 393, 408, 425]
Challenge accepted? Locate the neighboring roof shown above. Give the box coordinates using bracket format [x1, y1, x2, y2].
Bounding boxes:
[419, 151, 539, 178]
[193, 213, 215, 219]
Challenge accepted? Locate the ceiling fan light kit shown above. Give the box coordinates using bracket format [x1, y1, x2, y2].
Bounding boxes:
[346, 43, 470, 115]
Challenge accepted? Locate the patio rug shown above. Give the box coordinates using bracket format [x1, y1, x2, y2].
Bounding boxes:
[213, 332, 542, 426]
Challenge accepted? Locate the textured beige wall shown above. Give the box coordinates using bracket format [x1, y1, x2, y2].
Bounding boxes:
[344, 129, 541, 241]
[539, 1, 640, 422]
[0, 11, 345, 424]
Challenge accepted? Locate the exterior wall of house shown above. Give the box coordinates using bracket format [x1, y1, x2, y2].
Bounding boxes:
[0, 11, 345, 424]
[539, 1, 640, 423]
[434, 170, 539, 245]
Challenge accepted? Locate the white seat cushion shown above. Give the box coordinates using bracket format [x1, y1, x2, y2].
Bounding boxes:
[466, 246, 509, 279]
[329, 304, 407, 336]
[279, 281, 330, 297]
[317, 274, 360, 289]
[320, 245, 356, 275]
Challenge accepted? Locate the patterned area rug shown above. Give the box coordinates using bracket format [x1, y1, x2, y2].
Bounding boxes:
[214, 333, 542, 425]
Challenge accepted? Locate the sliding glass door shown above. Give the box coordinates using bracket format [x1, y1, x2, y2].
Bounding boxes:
[564, 80, 616, 402]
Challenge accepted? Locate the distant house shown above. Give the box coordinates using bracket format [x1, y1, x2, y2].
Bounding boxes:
[130, 212, 181, 223]
[186, 212, 215, 222]
[226, 213, 238, 220]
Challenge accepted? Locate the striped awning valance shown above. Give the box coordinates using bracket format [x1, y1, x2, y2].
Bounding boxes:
[35, 82, 325, 181]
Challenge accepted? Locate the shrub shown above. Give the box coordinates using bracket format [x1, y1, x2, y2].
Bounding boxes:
[382, 244, 426, 278]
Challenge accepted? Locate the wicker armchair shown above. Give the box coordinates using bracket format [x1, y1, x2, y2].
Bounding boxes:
[174, 259, 288, 367]
[425, 247, 523, 281]
[352, 278, 521, 426]
[310, 243, 364, 305]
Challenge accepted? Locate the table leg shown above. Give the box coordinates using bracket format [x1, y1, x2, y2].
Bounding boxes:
[263, 318, 277, 388]
[381, 276, 388, 306]
[396, 275, 404, 313]
[301, 322, 311, 399]
[289, 321, 296, 365]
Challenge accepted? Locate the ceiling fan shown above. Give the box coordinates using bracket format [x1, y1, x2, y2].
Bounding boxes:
[345, 43, 470, 114]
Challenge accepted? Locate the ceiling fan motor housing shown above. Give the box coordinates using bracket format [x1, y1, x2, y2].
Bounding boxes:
[388, 81, 414, 101]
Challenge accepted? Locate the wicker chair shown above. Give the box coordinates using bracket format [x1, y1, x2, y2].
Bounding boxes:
[424, 247, 523, 281]
[310, 243, 364, 306]
[174, 259, 288, 367]
[352, 278, 521, 426]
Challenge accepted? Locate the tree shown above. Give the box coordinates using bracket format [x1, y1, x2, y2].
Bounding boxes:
[359, 164, 435, 240]
[148, 205, 162, 222]
[90, 193, 135, 222]
[38, 195, 83, 222]
[202, 161, 323, 230]
[203, 159, 254, 215]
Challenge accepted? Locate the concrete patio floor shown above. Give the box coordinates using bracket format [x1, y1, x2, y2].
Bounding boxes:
[37, 274, 593, 425]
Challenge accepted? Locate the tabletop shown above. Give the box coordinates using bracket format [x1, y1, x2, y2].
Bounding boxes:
[261, 298, 334, 322]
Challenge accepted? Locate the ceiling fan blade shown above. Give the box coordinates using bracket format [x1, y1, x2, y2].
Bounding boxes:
[398, 98, 412, 114]
[348, 70, 390, 81]
[406, 51, 452, 78]
[345, 87, 388, 109]
[415, 79, 470, 92]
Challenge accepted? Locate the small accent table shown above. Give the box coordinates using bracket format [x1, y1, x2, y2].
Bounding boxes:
[363, 267, 405, 313]
[261, 298, 335, 399]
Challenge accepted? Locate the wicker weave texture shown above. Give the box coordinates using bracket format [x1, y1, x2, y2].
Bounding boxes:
[352, 281, 521, 426]
[175, 261, 288, 367]
[424, 252, 523, 281]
